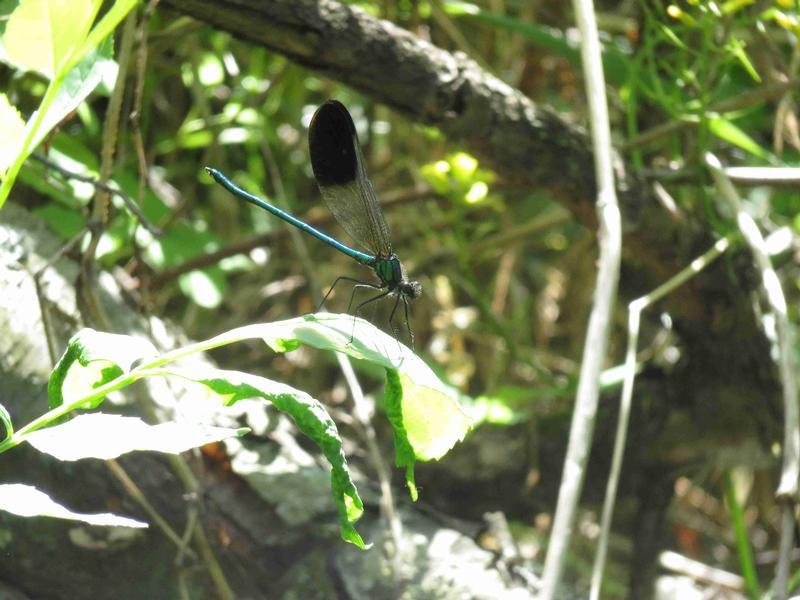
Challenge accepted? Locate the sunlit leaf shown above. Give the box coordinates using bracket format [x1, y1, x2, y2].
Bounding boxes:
[73, 0, 137, 74]
[179, 269, 226, 309]
[0, 402, 12, 443]
[31, 36, 117, 150]
[25, 414, 247, 461]
[4, 0, 100, 78]
[256, 315, 473, 461]
[708, 115, 771, 160]
[0, 483, 147, 527]
[48, 329, 158, 410]
[726, 39, 760, 83]
[204, 315, 473, 497]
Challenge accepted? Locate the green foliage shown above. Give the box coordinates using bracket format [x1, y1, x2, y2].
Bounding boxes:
[420, 151, 495, 205]
[0, 0, 797, 592]
[1, 315, 471, 548]
[47, 328, 157, 409]
[0, 0, 138, 207]
[25, 413, 248, 461]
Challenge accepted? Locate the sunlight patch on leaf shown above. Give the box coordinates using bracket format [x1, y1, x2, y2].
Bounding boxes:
[179, 269, 225, 309]
[0, 483, 147, 528]
[25, 414, 247, 461]
[31, 36, 116, 150]
[3, 0, 100, 78]
[48, 329, 158, 410]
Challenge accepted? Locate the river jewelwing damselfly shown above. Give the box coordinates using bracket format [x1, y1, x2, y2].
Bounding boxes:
[205, 100, 421, 346]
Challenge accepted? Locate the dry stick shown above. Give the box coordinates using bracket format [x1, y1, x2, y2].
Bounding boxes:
[724, 166, 800, 186]
[589, 236, 732, 600]
[168, 453, 234, 600]
[79, 13, 138, 331]
[659, 550, 745, 591]
[105, 458, 196, 560]
[337, 356, 405, 579]
[124, 383, 235, 598]
[130, 0, 161, 210]
[538, 0, 622, 596]
[772, 45, 800, 156]
[30, 227, 90, 365]
[706, 153, 799, 600]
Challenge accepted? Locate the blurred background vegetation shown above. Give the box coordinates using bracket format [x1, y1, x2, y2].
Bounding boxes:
[2, 0, 800, 597]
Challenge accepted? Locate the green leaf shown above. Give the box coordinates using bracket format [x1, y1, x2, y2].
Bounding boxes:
[708, 115, 771, 160]
[178, 268, 226, 309]
[0, 483, 147, 527]
[71, 0, 138, 75]
[24, 413, 247, 461]
[727, 40, 761, 83]
[31, 202, 85, 238]
[142, 221, 220, 269]
[160, 366, 369, 549]
[3, 0, 101, 78]
[48, 329, 157, 410]
[0, 94, 25, 173]
[209, 315, 473, 496]
[385, 370, 418, 500]
[256, 315, 472, 454]
[31, 35, 116, 150]
[472, 390, 527, 426]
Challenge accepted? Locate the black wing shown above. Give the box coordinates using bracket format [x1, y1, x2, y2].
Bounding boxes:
[308, 100, 392, 257]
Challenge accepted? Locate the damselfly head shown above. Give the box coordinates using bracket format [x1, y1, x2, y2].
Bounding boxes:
[400, 280, 422, 299]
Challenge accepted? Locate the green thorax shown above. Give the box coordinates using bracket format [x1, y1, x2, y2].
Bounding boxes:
[371, 254, 422, 299]
[372, 254, 403, 287]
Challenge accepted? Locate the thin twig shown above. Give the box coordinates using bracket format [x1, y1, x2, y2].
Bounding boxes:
[130, 0, 161, 212]
[538, 0, 622, 596]
[30, 227, 88, 365]
[79, 12, 138, 330]
[724, 166, 800, 186]
[336, 354, 405, 582]
[31, 153, 162, 236]
[105, 458, 197, 559]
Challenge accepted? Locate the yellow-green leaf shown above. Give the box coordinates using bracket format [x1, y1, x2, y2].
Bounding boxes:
[4, 0, 101, 78]
[708, 116, 771, 160]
